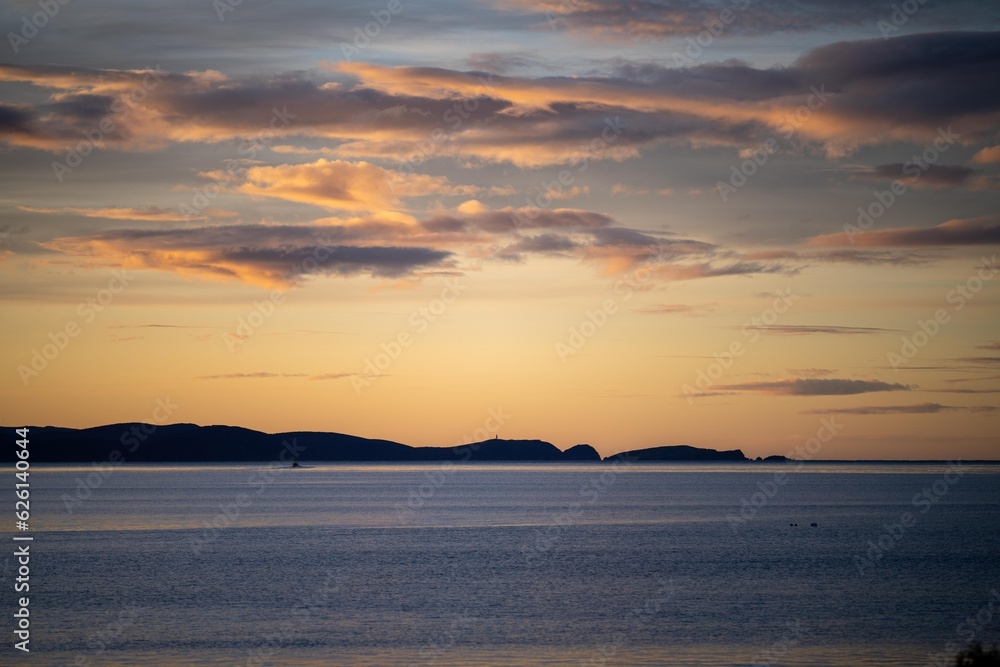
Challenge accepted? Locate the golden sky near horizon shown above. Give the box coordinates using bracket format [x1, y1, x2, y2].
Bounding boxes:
[1, 0, 998, 459]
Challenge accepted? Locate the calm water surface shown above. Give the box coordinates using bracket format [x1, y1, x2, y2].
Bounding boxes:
[4, 462, 999, 666]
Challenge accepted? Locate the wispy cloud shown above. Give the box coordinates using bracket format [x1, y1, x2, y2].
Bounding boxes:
[43, 224, 454, 289]
[611, 183, 673, 196]
[197, 372, 309, 379]
[944, 374, 1000, 384]
[746, 248, 935, 266]
[268, 329, 343, 336]
[852, 163, 978, 190]
[108, 324, 225, 329]
[956, 357, 1000, 366]
[18, 205, 234, 222]
[5, 31, 1000, 165]
[930, 388, 1000, 394]
[788, 368, 835, 378]
[809, 216, 1000, 248]
[720, 378, 911, 396]
[634, 303, 717, 316]
[497, 0, 995, 38]
[744, 325, 899, 336]
[676, 390, 736, 399]
[803, 403, 997, 415]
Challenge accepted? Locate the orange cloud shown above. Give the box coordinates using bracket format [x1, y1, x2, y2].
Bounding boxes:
[42, 225, 453, 289]
[5, 33, 998, 168]
[35, 199, 794, 289]
[494, 0, 995, 39]
[238, 159, 485, 212]
[971, 146, 1000, 165]
[18, 205, 234, 222]
[809, 216, 1000, 248]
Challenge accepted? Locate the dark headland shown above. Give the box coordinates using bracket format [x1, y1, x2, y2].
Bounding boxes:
[3, 423, 790, 463]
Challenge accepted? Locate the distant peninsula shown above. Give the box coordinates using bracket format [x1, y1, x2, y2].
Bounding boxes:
[3, 423, 789, 463]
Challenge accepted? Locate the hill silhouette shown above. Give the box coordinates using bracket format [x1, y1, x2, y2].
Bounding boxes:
[4, 423, 765, 463]
[608, 444, 747, 462]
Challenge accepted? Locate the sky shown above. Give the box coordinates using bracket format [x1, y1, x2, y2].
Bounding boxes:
[1, 0, 998, 459]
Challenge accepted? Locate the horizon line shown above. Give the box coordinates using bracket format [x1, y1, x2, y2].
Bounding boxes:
[7, 422, 998, 463]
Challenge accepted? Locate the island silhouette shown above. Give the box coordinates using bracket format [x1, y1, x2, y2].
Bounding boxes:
[2, 423, 792, 463]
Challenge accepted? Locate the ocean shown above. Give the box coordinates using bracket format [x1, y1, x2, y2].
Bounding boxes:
[6, 461, 1000, 666]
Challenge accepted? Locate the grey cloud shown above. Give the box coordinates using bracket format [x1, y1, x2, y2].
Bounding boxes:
[930, 388, 1000, 394]
[721, 378, 911, 395]
[804, 249, 937, 265]
[6, 31, 1000, 164]
[43, 224, 453, 287]
[465, 52, 539, 74]
[809, 216, 1000, 248]
[422, 208, 617, 234]
[858, 163, 977, 188]
[3, 30, 999, 170]
[746, 325, 901, 335]
[505, 233, 580, 254]
[197, 372, 309, 379]
[506, 0, 997, 38]
[634, 303, 717, 316]
[802, 402, 997, 415]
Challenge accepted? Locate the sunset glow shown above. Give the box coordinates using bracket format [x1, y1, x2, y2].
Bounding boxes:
[2, 2, 998, 459]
